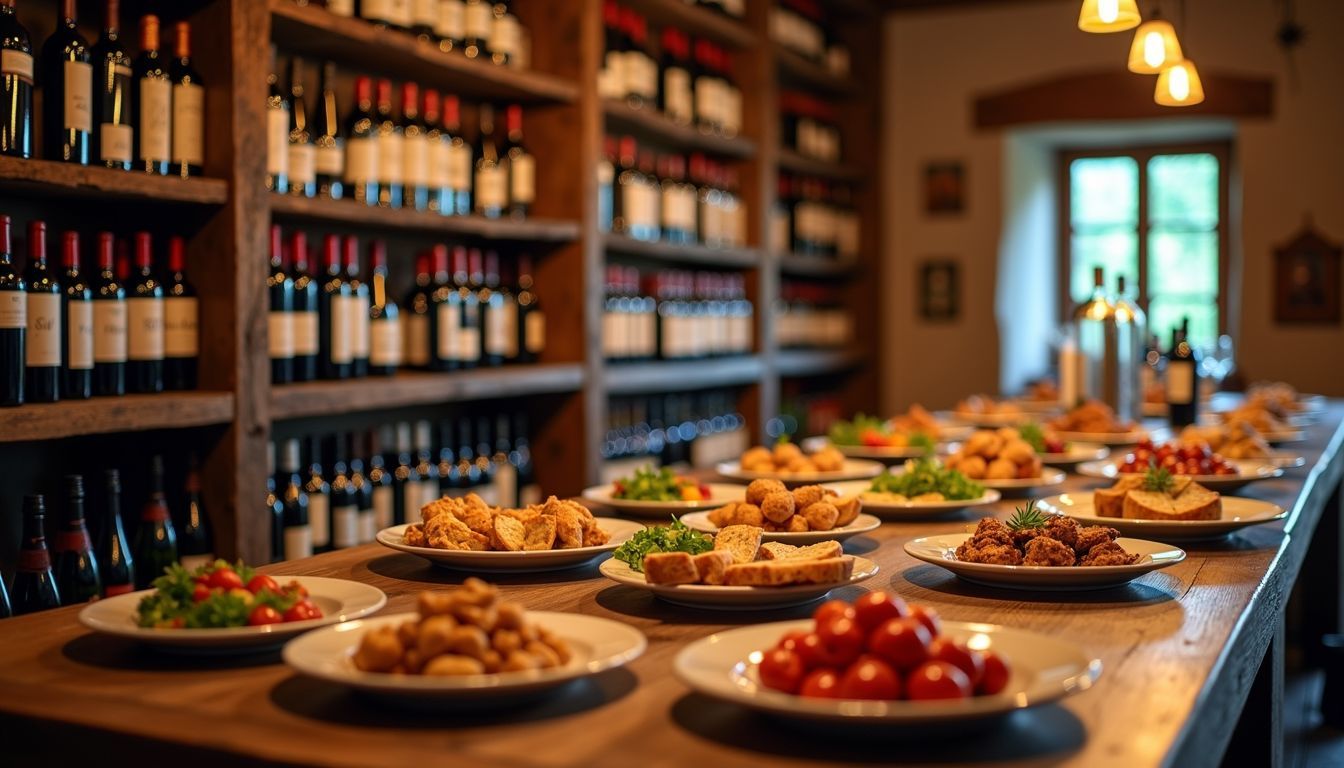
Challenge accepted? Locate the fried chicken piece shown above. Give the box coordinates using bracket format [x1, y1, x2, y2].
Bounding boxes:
[971, 517, 1013, 545]
[425, 511, 490, 551]
[1079, 541, 1141, 566]
[1010, 526, 1043, 548]
[1023, 536, 1076, 567]
[456, 494, 496, 536]
[1042, 516, 1080, 550]
[955, 536, 1024, 565]
[1074, 525, 1121, 555]
[420, 496, 465, 525]
[403, 523, 428, 547]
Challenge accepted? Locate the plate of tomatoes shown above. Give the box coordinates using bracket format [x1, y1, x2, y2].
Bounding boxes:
[1077, 440, 1284, 492]
[674, 592, 1101, 724]
[78, 560, 386, 653]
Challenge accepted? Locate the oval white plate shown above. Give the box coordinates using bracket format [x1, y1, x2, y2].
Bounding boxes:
[674, 620, 1101, 724]
[904, 534, 1185, 591]
[801, 436, 936, 461]
[598, 555, 878, 610]
[716, 459, 885, 486]
[971, 467, 1068, 492]
[375, 520, 645, 572]
[1075, 459, 1284, 492]
[1037, 491, 1287, 540]
[678, 511, 881, 544]
[78, 576, 387, 652]
[580, 483, 746, 518]
[825, 480, 1003, 520]
[1265, 452, 1307, 469]
[284, 611, 646, 701]
[1040, 442, 1110, 466]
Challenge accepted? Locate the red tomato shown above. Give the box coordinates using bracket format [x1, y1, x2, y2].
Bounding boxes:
[816, 615, 866, 668]
[285, 580, 309, 598]
[204, 568, 244, 591]
[866, 617, 931, 671]
[907, 604, 942, 638]
[906, 661, 972, 700]
[247, 605, 283, 626]
[759, 648, 806, 694]
[191, 583, 212, 603]
[812, 600, 856, 628]
[246, 574, 280, 595]
[282, 600, 322, 622]
[776, 630, 809, 652]
[837, 656, 901, 701]
[928, 637, 985, 686]
[852, 591, 907, 631]
[977, 650, 1011, 696]
[792, 632, 836, 670]
[799, 668, 843, 698]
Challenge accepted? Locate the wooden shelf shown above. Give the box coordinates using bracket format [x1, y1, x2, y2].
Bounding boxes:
[270, 364, 585, 420]
[606, 356, 764, 395]
[621, 0, 757, 48]
[778, 252, 860, 278]
[0, 391, 235, 443]
[775, 48, 859, 97]
[269, 194, 582, 242]
[830, 0, 880, 17]
[604, 233, 760, 268]
[0, 156, 228, 205]
[777, 149, 867, 182]
[602, 100, 756, 159]
[775, 348, 866, 378]
[270, 1, 578, 103]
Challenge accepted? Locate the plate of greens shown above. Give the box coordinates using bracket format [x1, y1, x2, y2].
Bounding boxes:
[1015, 422, 1109, 466]
[582, 467, 746, 517]
[610, 518, 717, 570]
[803, 416, 940, 460]
[827, 460, 1002, 519]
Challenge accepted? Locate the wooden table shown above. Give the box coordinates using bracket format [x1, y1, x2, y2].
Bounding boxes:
[2, 406, 1341, 768]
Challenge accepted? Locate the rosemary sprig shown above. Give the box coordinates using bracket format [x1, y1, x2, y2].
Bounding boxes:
[1143, 461, 1174, 492]
[1006, 500, 1049, 531]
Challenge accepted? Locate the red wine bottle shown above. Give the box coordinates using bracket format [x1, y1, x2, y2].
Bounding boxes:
[91, 232, 125, 396]
[133, 454, 177, 588]
[473, 104, 505, 218]
[1166, 322, 1200, 428]
[348, 433, 374, 543]
[318, 234, 351, 380]
[268, 226, 294, 385]
[427, 244, 452, 371]
[413, 420, 440, 508]
[0, 214, 23, 406]
[304, 436, 331, 553]
[402, 250, 431, 369]
[266, 441, 284, 563]
[132, 15, 169, 175]
[0, 0, 33, 158]
[374, 78, 403, 209]
[178, 453, 211, 570]
[423, 89, 446, 213]
[23, 221, 60, 403]
[40, 0, 91, 164]
[462, 0, 490, 60]
[313, 60, 343, 200]
[168, 22, 203, 179]
[55, 474, 101, 605]
[367, 239, 400, 376]
[480, 250, 512, 366]
[458, 248, 483, 369]
[60, 231, 92, 399]
[286, 56, 315, 198]
[97, 469, 133, 595]
[278, 438, 312, 561]
[343, 75, 378, 206]
[516, 255, 543, 364]
[92, 0, 132, 170]
[401, 82, 430, 211]
[126, 232, 164, 393]
[366, 428, 394, 531]
[441, 94, 471, 216]
[344, 235, 370, 378]
[13, 495, 60, 613]
[503, 105, 533, 219]
[289, 230, 318, 382]
[391, 421, 420, 525]
[327, 434, 358, 550]
[264, 46, 288, 193]
[163, 236, 198, 390]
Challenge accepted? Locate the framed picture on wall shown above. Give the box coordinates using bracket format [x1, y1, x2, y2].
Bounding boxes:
[923, 161, 965, 215]
[919, 259, 960, 321]
[1273, 223, 1341, 324]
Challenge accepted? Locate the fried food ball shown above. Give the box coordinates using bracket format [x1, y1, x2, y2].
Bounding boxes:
[1023, 536, 1076, 567]
[801, 501, 839, 531]
[742, 447, 772, 469]
[772, 441, 804, 465]
[352, 626, 404, 673]
[538, 629, 573, 664]
[501, 650, 542, 672]
[446, 625, 491, 659]
[493, 601, 526, 631]
[811, 448, 845, 472]
[785, 514, 809, 532]
[525, 640, 563, 669]
[417, 591, 456, 618]
[1079, 541, 1140, 566]
[492, 628, 524, 655]
[972, 517, 1012, 542]
[731, 503, 765, 527]
[452, 602, 498, 632]
[422, 654, 486, 676]
[986, 458, 1018, 480]
[792, 485, 831, 508]
[996, 427, 1022, 442]
[1016, 457, 1043, 479]
[707, 502, 737, 527]
[958, 455, 988, 479]
[955, 538, 1022, 565]
[1010, 526, 1042, 548]
[416, 615, 459, 659]
[397, 619, 423, 647]
[403, 524, 428, 547]
[760, 490, 796, 523]
[786, 456, 815, 473]
[480, 649, 503, 673]
[746, 478, 788, 505]
[1074, 525, 1121, 555]
[1000, 439, 1036, 465]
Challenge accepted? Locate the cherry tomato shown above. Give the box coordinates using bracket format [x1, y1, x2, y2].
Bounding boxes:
[246, 574, 280, 595]
[792, 632, 836, 670]
[282, 599, 322, 622]
[977, 650, 1011, 696]
[776, 630, 809, 652]
[837, 655, 901, 701]
[191, 583, 212, 603]
[906, 661, 972, 700]
[812, 599, 856, 628]
[284, 580, 309, 598]
[866, 617, 931, 671]
[928, 637, 985, 686]
[247, 605, 283, 626]
[816, 615, 866, 668]
[759, 648, 806, 694]
[907, 604, 942, 638]
[204, 567, 244, 591]
[852, 591, 908, 631]
[799, 668, 843, 698]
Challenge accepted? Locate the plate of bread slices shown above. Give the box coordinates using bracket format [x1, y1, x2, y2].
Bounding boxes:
[677, 479, 878, 543]
[599, 523, 878, 609]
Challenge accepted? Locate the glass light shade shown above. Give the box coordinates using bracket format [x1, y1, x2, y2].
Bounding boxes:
[1127, 19, 1183, 73]
[1155, 59, 1205, 106]
[1078, 0, 1142, 33]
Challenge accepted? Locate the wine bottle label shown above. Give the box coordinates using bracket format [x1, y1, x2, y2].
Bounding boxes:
[388, 0, 413, 26]
[508, 153, 535, 205]
[127, 297, 164, 361]
[352, 295, 371, 358]
[17, 549, 51, 572]
[429, 137, 450, 188]
[475, 165, 507, 210]
[492, 462, 517, 508]
[67, 300, 93, 370]
[284, 525, 313, 561]
[722, 87, 742, 136]
[309, 494, 330, 547]
[372, 485, 393, 529]
[437, 302, 460, 360]
[0, 292, 23, 328]
[332, 503, 358, 548]
[55, 528, 92, 553]
[266, 106, 289, 176]
[138, 77, 172, 162]
[328, 296, 353, 364]
[26, 293, 61, 368]
[63, 60, 93, 134]
[293, 310, 319, 355]
[420, 479, 439, 507]
[402, 133, 429, 187]
[361, 0, 394, 22]
[623, 53, 658, 100]
[100, 123, 132, 163]
[464, 1, 491, 38]
[315, 143, 344, 176]
[436, 0, 465, 38]
[458, 322, 480, 362]
[358, 508, 375, 544]
[663, 67, 693, 124]
[93, 301, 127, 362]
[1, 50, 33, 84]
[288, 143, 316, 185]
[412, 0, 438, 26]
[180, 553, 213, 572]
[695, 75, 718, 126]
[378, 131, 404, 185]
[404, 313, 429, 365]
[268, 310, 295, 358]
[1167, 362, 1195, 404]
[599, 51, 624, 100]
[370, 316, 402, 366]
[172, 82, 204, 166]
[525, 309, 545, 354]
[601, 309, 618, 357]
[485, 302, 514, 356]
[327, 0, 355, 15]
[345, 136, 377, 183]
[661, 186, 678, 231]
[402, 483, 420, 522]
[164, 296, 199, 357]
[447, 142, 472, 191]
[489, 13, 520, 57]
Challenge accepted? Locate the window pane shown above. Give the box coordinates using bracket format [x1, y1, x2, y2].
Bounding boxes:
[1071, 157, 1139, 226]
[1149, 294, 1218, 350]
[1149, 231, 1219, 296]
[1071, 230, 1138, 304]
[1149, 153, 1218, 229]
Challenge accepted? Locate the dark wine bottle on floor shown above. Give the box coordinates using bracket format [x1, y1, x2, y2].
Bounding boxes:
[268, 224, 294, 384]
[23, 221, 60, 403]
[178, 453, 211, 571]
[132, 15, 170, 175]
[290, 231, 318, 382]
[41, 0, 91, 164]
[133, 455, 178, 589]
[55, 474, 101, 605]
[0, 214, 22, 407]
[0, 0, 34, 158]
[92, 0, 132, 170]
[91, 232, 125, 396]
[279, 438, 312, 561]
[13, 495, 60, 613]
[126, 232, 163, 393]
[168, 22, 203, 179]
[60, 231, 92, 399]
[98, 468, 134, 596]
[162, 236, 197, 390]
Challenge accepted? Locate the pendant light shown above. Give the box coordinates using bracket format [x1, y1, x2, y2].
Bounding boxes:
[1127, 15, 1183, 73]
[1078, 0, 1142, 33]
[1155, 58, 1205, 106]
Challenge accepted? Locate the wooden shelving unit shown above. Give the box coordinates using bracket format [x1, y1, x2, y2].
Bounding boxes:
[605, 356, 765, 396]
[777, 252, 860, 278]
[0, 157, 228, 205]
[775, 47, 860, 97]
[777, 148, 866, 182]
[621, 0, 757, 48]
[775, 347, 866, 378]
[269, 194, 582, 242]
[0, 392, 236, 444]
[602, 100, 757, 159]
[604, 233, 761, 268]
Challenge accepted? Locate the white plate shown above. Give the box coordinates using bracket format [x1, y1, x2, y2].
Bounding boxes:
[78, 577, 387, 653]
[1265, 452, 1307, 469]
[283, 611, 646, 702]
[945, 410, 1030, 428]
[1040, 442, 1110, 466]
[801, 436, 935, 461]
[904, 534, 1185, 591]
[1075, 459, 1284, 492]
[580, 483, 746, 518]
[1051, 428, 1150, 446]
[678, 511, 882, 544]
[826, 480, 1003, 520]
[1037, 491, 1287, 540]
[598, 555, 878, 610]
[375, 520, 645, 572]
[674, 620, 1101, 725]
[716, 459, 885, 486]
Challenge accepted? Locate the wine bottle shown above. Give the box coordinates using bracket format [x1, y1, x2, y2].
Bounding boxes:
[599, 0, 623, 99]
[488, 0, 520, 67]
[441, 94, 471, 216]
[55, 474, 101, 604]
[423, 88, 447, 213]
[359, 0, 402, 28]
[267, 225, 294, 384]
[427, 244, 453, 371]
[453, 245, 480, 369]
[98, 468, 134, 595]
[328, 434, 358, 550]
[60, 231, 92, 399]
[514, 412, 538, 505]
[374, 78, 403, 208]
[287, 56, 315, 198]
[401, 81, 430, 211]
[391, 421, 419, 525]
[344, 235, 370, 378]
[410, 0, 438, 40]
[490, 413, 516, 506]
[133, 455, 177, 588]
[413, 419, 440, 509]
[127, 231, 164, 393]
[0, 214, 21, 406]
[327, 0, 355, 16]
[92, 0, 131, 170]
[178, 453, 211, 570]
[659, 28, 692, 127]
[481, 250, 515, 366]
[469, 416, 495, 503]
[473, 104, 505, 218]
[163, 236, 197, 391]
[290, 230, 318, 382]
[264, 46, 289, 193]
[621, 9, 656, 111]
[343, 75, 377, 206]
[0, 0, 33, 158]
[13, 495, 60, 613]
[318, 234, 351, 380]
[462, 0, 490, 59]
[516, 254, 543, 363]
[313, 60, 343, 200]
[91, 232, 125, 396]
[23, 221, 60, 403]
[304, 436, 331, 553]
[367, 238, 400, 375]
[454, 417, 481, 493]
[40, 0, 91, 164]
[436, 0, 465, 53]
[436, 419, 458, 496]
[402, 250, 431, 369]
[349, 434, 374, 543]
[278, 437, 312, 561]
[132, 15, 170, 175]
[266, 441, 284, 563]
[168, 22, 202, 178]
[503, 105, 534, 219]
[366, 428, 394, 531]
[1166, 321, 1200, 428]
[612, 135, 639, 237]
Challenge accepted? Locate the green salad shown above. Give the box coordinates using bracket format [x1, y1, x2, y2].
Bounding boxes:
[612, 465, 710, 502]
[135, 560, 321, 629]
[612, 519, 714, 572]
[868, 459, 985, 501]
[827, 414, 935, 452]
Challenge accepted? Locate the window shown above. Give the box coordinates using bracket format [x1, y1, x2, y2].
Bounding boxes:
[1060, 143, 1230, 349]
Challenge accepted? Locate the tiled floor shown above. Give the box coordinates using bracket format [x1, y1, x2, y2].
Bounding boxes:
[1285, 668, 1344, 768]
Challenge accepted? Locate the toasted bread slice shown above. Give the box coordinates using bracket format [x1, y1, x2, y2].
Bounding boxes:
[522, 515, 558, 551]
[1094, 475, 1144, 518]
[833, 495, 863, 527]
[692, 551, 735, 585]
[490, 515, 526, 551]
[1123, 482, 1221, 521]
[713, 524, 763, 564]
[642, 552, 700, 585]
[779, 540, 844, 562]
[757, 542, 799, 561]
[722, 556, 855, 587]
